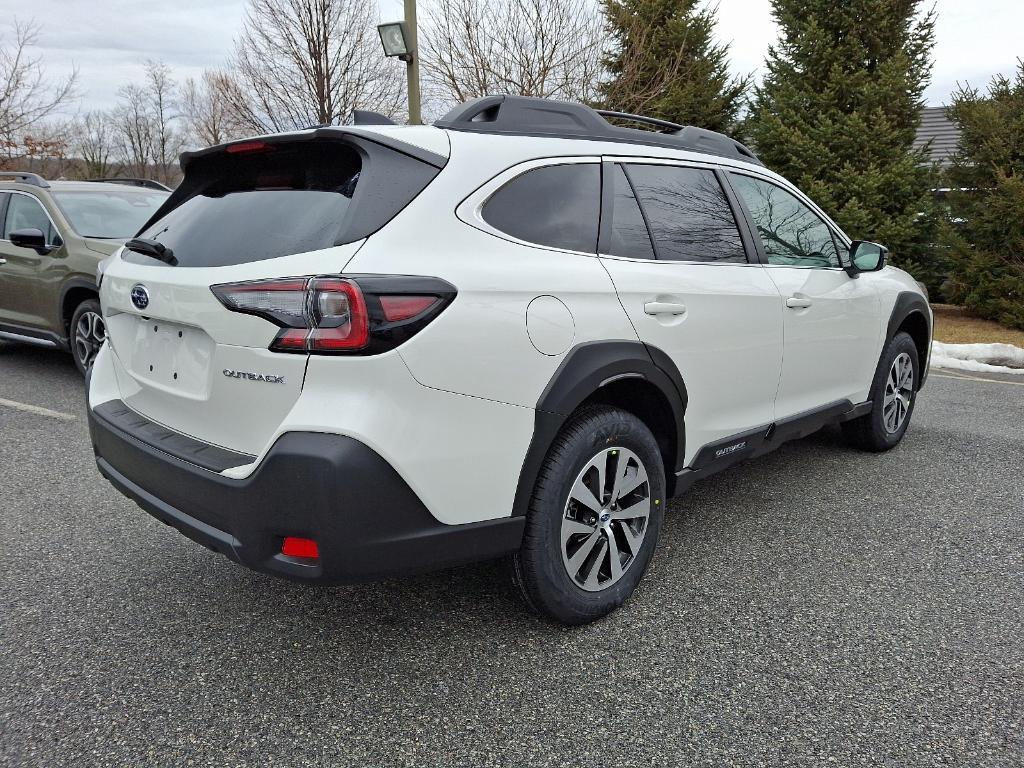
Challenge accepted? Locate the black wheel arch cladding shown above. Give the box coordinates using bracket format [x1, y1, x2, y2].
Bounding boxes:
[886, 291, 932, 390]
[512, 340, 688, 517]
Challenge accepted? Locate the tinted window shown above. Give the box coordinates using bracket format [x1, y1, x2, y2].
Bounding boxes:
[625, 164, 746, 263]
[4, 194, 58, 244]
[605, 164, 654, 259]
[53, 189, 168, 239]
[483, 164, 600, 253]
[131, 142, 363, 268]
[729, 174, 840, 268]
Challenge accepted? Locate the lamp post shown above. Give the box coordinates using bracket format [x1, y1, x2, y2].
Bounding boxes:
[377, 0, 422, 125]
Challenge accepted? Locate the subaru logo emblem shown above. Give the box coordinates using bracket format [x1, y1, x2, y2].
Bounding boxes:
[130, 284, 150, 310]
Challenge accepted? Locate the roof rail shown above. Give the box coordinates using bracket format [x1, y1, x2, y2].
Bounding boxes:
[0, 171, 49, 188]
[91, 177, 171, 191]
[434, 95, 762, 166]
[594, 110, 684, 133]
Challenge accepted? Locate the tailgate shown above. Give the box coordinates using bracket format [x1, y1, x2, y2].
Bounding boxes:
[99, 246, 362, 456]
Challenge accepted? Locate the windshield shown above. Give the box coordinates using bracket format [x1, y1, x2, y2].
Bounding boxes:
[52, 189, 169, 239]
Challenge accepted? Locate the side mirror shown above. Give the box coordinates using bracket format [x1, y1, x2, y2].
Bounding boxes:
[846, 240, 887, 276]
[9, 228, 52, 254]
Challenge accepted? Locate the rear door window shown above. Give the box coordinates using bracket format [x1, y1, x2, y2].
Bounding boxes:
[482, 163, 600, 253]
[624, 164, 747, 263]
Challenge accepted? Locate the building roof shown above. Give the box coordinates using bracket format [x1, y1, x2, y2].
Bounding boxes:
[914, 106, 961, 166]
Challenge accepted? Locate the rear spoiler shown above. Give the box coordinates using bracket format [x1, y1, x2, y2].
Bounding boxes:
[179, 126, 448, 172]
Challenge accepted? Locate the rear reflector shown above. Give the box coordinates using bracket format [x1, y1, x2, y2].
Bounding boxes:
[380, 295, 437, 322]
[281, 536, 319, 559]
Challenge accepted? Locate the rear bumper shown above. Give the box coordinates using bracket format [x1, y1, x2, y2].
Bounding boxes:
[88, 401, 524, 583]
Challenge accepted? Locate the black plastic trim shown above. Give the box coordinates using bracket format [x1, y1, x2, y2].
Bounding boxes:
[886, 291, 932, 389]
[0, 171, 49, 187]
[89, 406, 525, 583]
[180, 126, 448, 171]
[0, 321, 65, 348]
[435, 95, 763, 165]
[675, 399, 857, 494]
[512, 341, 688, 517]
[93, 400, 256, 472]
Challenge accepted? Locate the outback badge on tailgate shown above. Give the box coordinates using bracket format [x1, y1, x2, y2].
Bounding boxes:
[223, 369, 285, 384]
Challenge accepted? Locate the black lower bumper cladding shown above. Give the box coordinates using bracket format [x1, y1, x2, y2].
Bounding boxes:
[89, 400, 524, 583]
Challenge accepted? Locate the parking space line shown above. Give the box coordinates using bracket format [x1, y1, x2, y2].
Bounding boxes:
[932, 372, 1024, 387]
[0, 397, 76, 421]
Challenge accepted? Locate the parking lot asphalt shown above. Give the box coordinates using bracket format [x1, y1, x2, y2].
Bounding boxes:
[1, 339, 1022, 768]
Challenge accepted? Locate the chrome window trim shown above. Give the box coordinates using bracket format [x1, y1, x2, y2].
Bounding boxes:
[0, 189, 63, 247]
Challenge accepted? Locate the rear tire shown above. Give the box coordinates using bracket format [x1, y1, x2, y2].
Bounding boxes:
[70, 298, 105, 376]
[512, 406, 666, 625]
[842, 331, 920, 452]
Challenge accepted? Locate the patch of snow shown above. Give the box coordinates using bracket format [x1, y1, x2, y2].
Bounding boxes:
[930, 341, 1024, 375]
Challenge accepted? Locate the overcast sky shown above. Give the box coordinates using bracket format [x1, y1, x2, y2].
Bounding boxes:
[8, 0, 1023, 115]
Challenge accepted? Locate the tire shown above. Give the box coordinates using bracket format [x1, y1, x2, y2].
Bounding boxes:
[69, 298, 105, 376]
[512, 406, 666, 625]
[842, 331, 920, 452]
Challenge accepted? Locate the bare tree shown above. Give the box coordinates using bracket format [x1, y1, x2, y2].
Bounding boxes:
[181, 70, 245, 147]
[72, 111, 117, 178]
[0, 19, 77, 164]
[145, 60, 185, 183]
[421, 0, 602, 110]
[113, 83, 153, 178]
[224, 0, 404, 133]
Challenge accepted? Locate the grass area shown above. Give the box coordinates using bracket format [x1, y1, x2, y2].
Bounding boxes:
[932, 304, 1024, 347]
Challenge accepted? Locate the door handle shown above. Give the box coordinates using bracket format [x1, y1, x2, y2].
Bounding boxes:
[644, 301, 687, 316]
[0, 258, 6, 265]
[785, 297, 813, 309]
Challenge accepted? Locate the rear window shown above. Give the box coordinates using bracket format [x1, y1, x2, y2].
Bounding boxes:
[482, 163, 600, 253]
[128, 137, 439, 268]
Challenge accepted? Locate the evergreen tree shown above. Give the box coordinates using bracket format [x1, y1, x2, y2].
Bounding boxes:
[598, 0, 749, 133]
[745, 0, 937, 272]
[944, 62, 1024, 329]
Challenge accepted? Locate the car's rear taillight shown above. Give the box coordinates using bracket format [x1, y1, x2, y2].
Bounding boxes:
[211, 275, 455, 355]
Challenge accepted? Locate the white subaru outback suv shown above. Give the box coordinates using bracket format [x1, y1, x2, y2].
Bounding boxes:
[88, 95, 931, 624]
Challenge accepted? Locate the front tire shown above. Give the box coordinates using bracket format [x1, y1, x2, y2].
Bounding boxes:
[70, 298, 105, 376]
[513, 406, 666, 625]
[842, 331, 920, 452]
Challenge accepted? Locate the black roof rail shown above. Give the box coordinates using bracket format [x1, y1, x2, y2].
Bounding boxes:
[434, 95, 762, 166]
[0, 171, 49, 188]
[594, 110, 684, 133]
[91, 177, 172, 191]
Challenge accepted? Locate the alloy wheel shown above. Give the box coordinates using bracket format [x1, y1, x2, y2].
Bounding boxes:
[883, 351, 914, 434]
[560, 446, 651, 592]
[74, 310, 106, 370]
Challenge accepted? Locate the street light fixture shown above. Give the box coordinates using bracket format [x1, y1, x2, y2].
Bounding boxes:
[377, 22, 410, 61]
[377, 0, 422, 125]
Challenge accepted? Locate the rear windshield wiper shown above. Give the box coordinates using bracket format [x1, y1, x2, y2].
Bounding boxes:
[125, 238, 177, 266]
